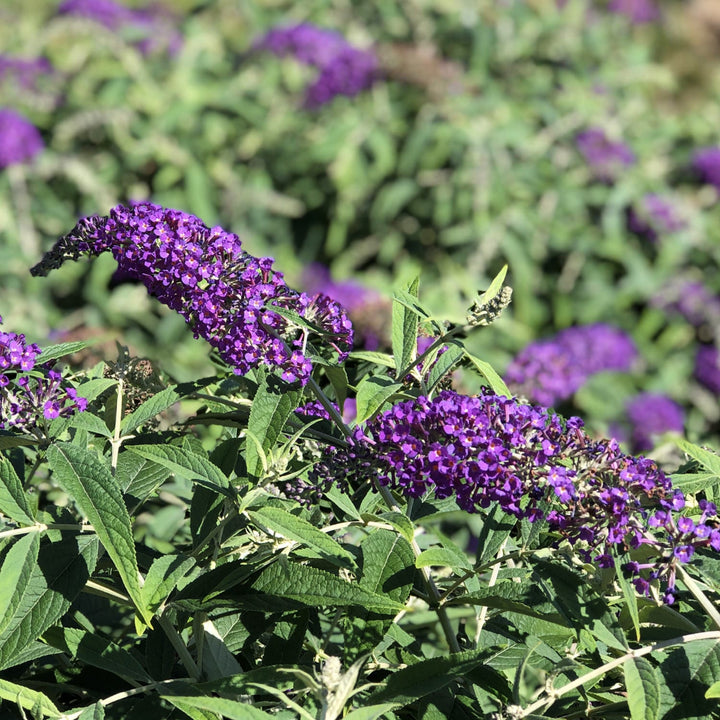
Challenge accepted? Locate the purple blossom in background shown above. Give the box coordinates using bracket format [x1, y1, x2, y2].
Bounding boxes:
[256, 23, 379, 107]
[693, 147, 720, 192]
[627, 194, 685, 243]
[0, 109, 43, 169]
[310, 389, 719, 602]
[505, 324, 637, 406]
[58, 0, 182, 55]
[653, 280, 720, 335]
[695, 345, 720, 394]
[31, 204, 353, 385]
[625, 393, 684, 452]
[607, 0, 660, 23]
[0, 55, 53, 91]
[576, 127, 635, 182]
[0, 316, 87, 434]
[301, 263, 389, 350]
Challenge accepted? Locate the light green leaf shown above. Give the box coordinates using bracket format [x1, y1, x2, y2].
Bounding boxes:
[706, 680, 720, 698]
[0, 435, 38, 450]
[0, 641, 62, 671]
[0, 453, 34, 525]
[463, 351, 510, 397]
[676, 439, 720, 476]
[126, 445, 230, 494]
[245, 374, 302, 478]
[36, 341, 89, 364]
[46, 443, 151, 625]
[344, 704, 399, 720]
[349, 351, 396, 368]
[116, 451, 171, 497]
[163, 694, 274, 719]
[0, 532, 40, 636]
[67, 411, 112, 437]
[426, 343, 464, 394]
[141, 554, 196, 613]
[76, 702, 105, 720]
[624, 657, 660, 720]
[415, 547, 472, 572]
[251, 561, 404, 614]
[355, 376, 402, 424]
[359, 529, 414, 603]
[72, 378, 117, 403]
[248, 506, 356, 568]
[325, 485, 362, 521]
[0, 535, 98, 670]
[672, 473, 720, 494]
[392, 277, 421, 376]
[0, 678, 60, 718]
[120, 385, 183, 435]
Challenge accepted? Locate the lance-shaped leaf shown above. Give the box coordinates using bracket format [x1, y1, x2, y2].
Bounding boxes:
[36, 340, 90, 364]
[245, 374, 302, 478]
[355, 376, 403, 424]
[248, 506, 356, 569]
[463, 351, 510, 397]
[0, 532, 40, 636]
[162, 694, 274, 719]
[46, 443, 152, 625]
[0, 678, 60, 718]
[0, 534, 98, 670]
[0, 453, 34, 525]
[141, 554, 196, 614]
[624, 657, 660, 720]
[392, 276, 421, 375]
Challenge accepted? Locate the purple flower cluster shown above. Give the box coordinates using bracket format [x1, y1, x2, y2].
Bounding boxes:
[31, 204, 353, 384]
[301, 264, 389, 350]
[57, 0, 182, 55]
[607, 0, 660, 24]
[0, 316, 87, 434]
[695, 345, 720, 394]
[627, 194, 685, 243]
[653, 280, 720, 334]
[0, 55, 53, 91]
[576, 127, 635, 182]
[256, 24, 379, 107]
[310, 389, 720, 602]
[0, 109, 43, 169]
[693, 147, 720, 192]
[625, 393, 684, 452]
[505, 324, 637, 407]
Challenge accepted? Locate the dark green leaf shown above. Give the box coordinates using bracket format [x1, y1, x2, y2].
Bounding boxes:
[141, 554, 196, 613]
[0, 532, 40, 636]
[393, 277, 421, 375]
[162, 694, 274, 719]
[0, 454, 34, 525]
[0, 678, 60, 717]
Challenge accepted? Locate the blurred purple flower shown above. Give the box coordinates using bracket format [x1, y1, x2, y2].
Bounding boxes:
[576, 127, 635, 182]
[653, 280, 720, 334]
[32, 204, 353, 385]
[0, 109, 43, 169]
[627, 194, 685, 243]
[608, 0, 660, 23]
[693, 147, 720, 191]
[625, 393, 684, 452]
[311, 388, 716, 602]
[0, 55, 53, 91]
[695, 345, 720, 394]
[506, 324, 637, 406]
[256, 23, 379, 107]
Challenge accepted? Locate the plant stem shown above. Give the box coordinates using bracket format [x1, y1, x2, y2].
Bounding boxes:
[110, 378, 125, 474]
[0, 522, 94, 539]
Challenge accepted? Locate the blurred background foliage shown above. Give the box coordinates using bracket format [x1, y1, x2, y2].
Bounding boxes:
[2, 0, 720, 446]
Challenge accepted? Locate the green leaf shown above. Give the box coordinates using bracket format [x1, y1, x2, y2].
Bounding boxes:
[368, 648, 492, 705]
[0, 532, 40, 636]
[67, 411, 112, 437]
[0, 534, 99, 670]
[76, 702, 105, 720]
[671, 473, 720, 494]
[197, 618, 243, 681]
[0, 435, 38, 450]
[0, 454, 34, 525]
[392, 277, 421, 375]
[657, 640, 720, 720]
[676, 440, 720, 476]
[45, 627, 151, 683]
[477, 265, 508, 308]
[355, 376, 403, 424]
[705, 680, 720, 698]
[615, 551, 640, 642]
[0, 678, 60, 718]
[624, 657, 660, 720]
[250, 561, 405, 614]
[36, 340, 89, 364]
[73, 378, 118, 403]
[162, 694, 274, 719]
[116, 451, 171, 497]
[463, 351, 510, 397]
[415, 547, 472, 572]
[344, 704, 399, 720]
[248, 506, 356, 568]
[0, 641, 62, 671]
[324, 365, 349, 410]
[349, 351, 396, 368]
[245, 374, 302, 478]
[127, 444, 231, 496]
[121, 385, 183, 435]
[46, 443, 152, 625]
[426, 343, 464, 394]
[141, 554, 196, 614]
[325, 485, 362, 521]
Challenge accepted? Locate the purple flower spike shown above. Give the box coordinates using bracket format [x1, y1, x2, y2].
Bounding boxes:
[627, 194, 685, 244]
[256, 23, 379, 107]
[0, 109, 43, 169]
[576, 127, 635, 182]
[653, 280, 720, 332]
[31, 204, 353, 385]
[310, 388, 719, 602]
[608, 0, 660, 24]
[695, 345, 720, 394]
[693, 147, 720, 191]
[505, 324, 637, 407]
[0, 55, 54, 91]
[625, 393, 684, 453]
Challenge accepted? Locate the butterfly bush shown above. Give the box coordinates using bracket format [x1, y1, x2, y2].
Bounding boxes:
[0, 317, 86, 434]
[0, 109, 43, 169]
[607, 0, 660, 23]
[625, 393, 684, 452]
[576, 127, 635, 182]
[693, 146, 720, 192]
[256, 23, 379, 107]
[505, 323, 637, 406]
[695, 345, 720, 394]
[310, 389, 719, 603]
[31, 203, 353, 384]
[627, 194, 685, 243]
[0, 55, 53, 91]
